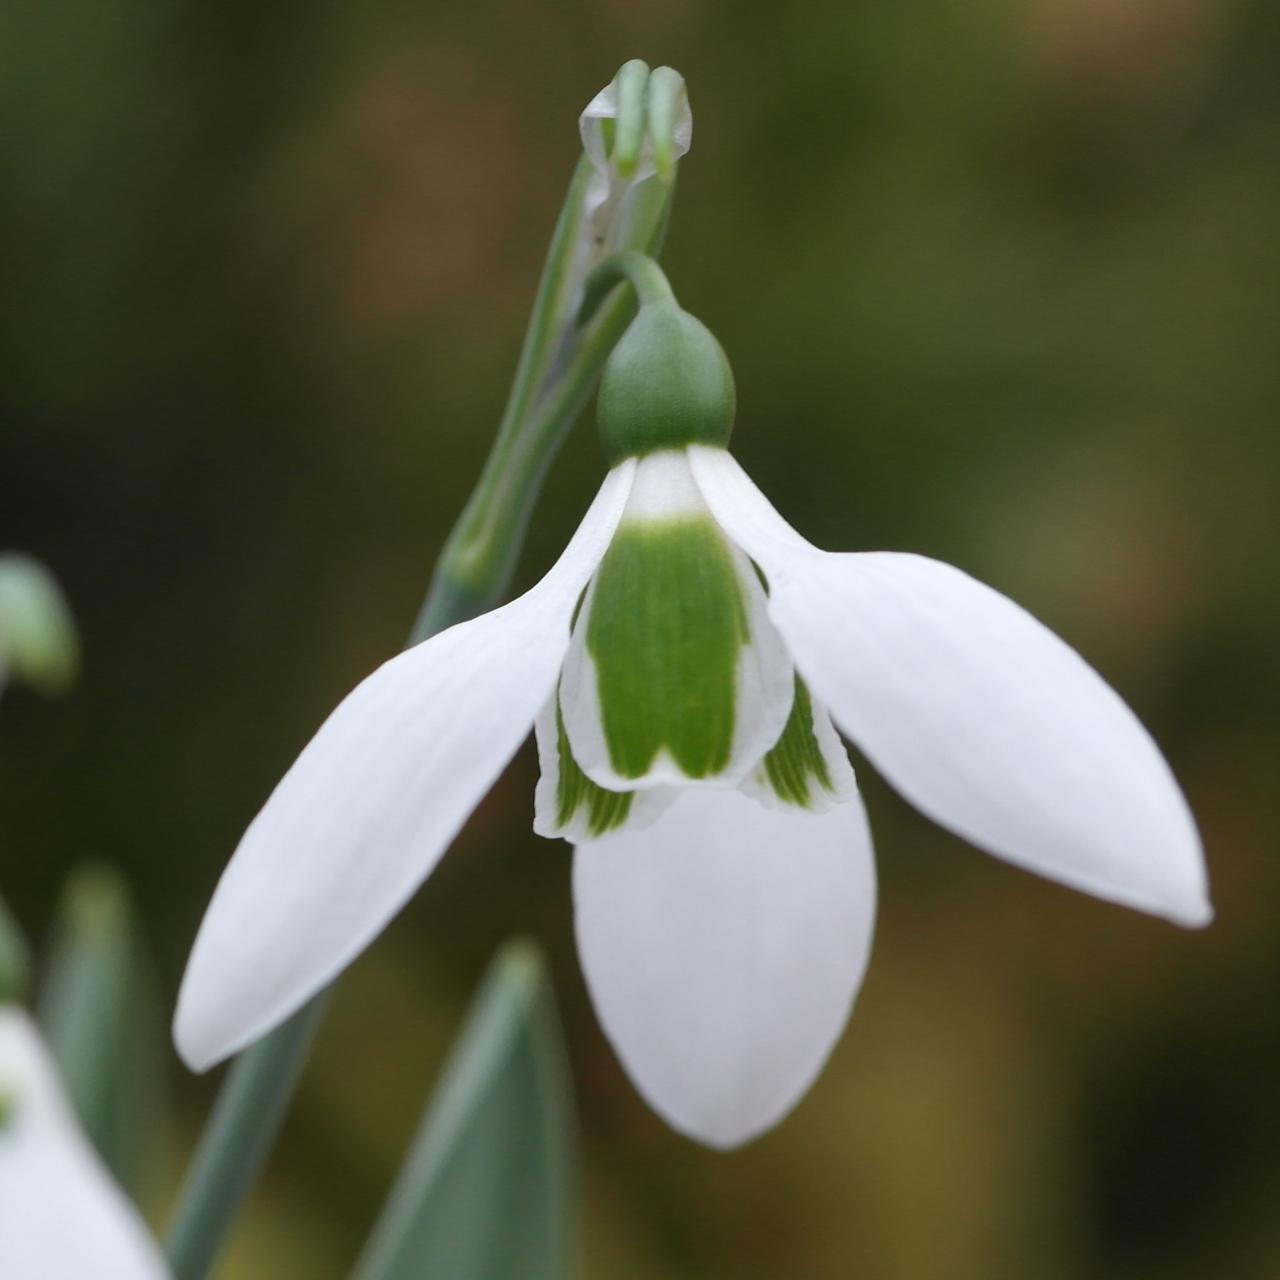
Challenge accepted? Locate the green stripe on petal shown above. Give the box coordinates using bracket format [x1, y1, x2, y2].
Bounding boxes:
[760, 676, 838, 809]
[555, 706, 634, 838]
[586, 516, 748, 780]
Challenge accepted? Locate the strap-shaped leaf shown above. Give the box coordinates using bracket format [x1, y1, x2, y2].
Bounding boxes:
[0, 895, 29, 1004]
[38, 864, 166, 1196]
[352, 940, 575, 1280]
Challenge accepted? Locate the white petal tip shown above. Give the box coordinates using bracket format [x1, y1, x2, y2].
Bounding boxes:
[172, 973, 264, 1075]
[1083, 871, 1212, 931]
[172, 1007, 228, 1076]
[663, 1107, 789, 1151]
[1170, 895, 1214, 930]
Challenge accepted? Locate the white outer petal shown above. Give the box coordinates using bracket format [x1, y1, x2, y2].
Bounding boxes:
[0, 1009, 170, 1280]
[175, 462, 636, 1071]
[690, 446, 1210, 928]
[573, 786, 876, 1149]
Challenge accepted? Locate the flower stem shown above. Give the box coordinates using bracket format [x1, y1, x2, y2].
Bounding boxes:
[579, 249, 678, 320]
[165, 991, 328, 1279]
[409, 179, 675, 641]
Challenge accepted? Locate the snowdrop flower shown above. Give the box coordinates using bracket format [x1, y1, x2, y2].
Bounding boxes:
[176, 255, 1208, 1149]
[0, 1007, 170, 1278]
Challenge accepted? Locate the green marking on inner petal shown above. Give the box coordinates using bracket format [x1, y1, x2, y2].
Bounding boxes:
[0, 1087, 14, 1131]
[761, 675, 835, 808]
[570, 584, 589, 631]
[586, 516, 748, 780]
[555, 705, 634, 837]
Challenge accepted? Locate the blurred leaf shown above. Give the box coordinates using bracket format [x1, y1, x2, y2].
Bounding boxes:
[0, 894, 30, 1003]
[352, 939, 576, 1280]
[0, 554, 79, 696]
[37, 863, 167, 1196]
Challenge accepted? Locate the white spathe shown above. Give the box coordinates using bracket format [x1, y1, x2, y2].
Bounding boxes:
[0, 1008, 170, 1280]
[174, 462, 635, 1071]
[578, 73, 692, 231]
[574, 785, 876, 1149]
[688, 444, 1210, 928]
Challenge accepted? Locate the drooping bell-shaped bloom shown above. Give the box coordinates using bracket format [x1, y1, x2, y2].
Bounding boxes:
[0, 1007, 170, 1278]
[175, 271, 1208, 1150]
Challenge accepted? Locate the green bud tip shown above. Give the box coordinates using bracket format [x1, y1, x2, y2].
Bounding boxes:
[0, 554, 79, 695]
[611, 60, 651, 178]
[646, 66, 687, 180]
[59, 862, 132, 937]
[597, 303, 736, 466]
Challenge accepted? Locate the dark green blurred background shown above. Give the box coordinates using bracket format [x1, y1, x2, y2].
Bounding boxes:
[3, 0, 1278, 1275]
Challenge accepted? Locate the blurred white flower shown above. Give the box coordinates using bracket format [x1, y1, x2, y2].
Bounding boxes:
[175, 441, 1208, 1148]
[0, 1007, 169, 1278]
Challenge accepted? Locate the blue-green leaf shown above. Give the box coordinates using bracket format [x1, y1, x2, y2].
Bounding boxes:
[37, 863, 166, 1196]
[352, 940, 576, 1280]
[0, 893, 30, 1004]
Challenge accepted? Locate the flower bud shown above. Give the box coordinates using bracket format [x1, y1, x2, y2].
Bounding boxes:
[0, 555, 78, 697]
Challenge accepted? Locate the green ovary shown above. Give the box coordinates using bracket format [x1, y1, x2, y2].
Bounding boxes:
[585, 516, 749, 780]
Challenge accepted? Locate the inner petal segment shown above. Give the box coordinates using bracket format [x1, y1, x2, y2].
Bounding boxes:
[558, 449, 794, 791]
[746, 676, 857, 812]
[533, 693, 673, 842]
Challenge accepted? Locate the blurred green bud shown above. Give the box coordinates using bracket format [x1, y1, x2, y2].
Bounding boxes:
[0, 894, 31, 1004]
[597, 302, 736, 466]
[0, 554, 79, 697]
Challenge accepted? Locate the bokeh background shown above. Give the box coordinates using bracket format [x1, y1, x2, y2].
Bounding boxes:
[3, 0, 1278, 1275]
